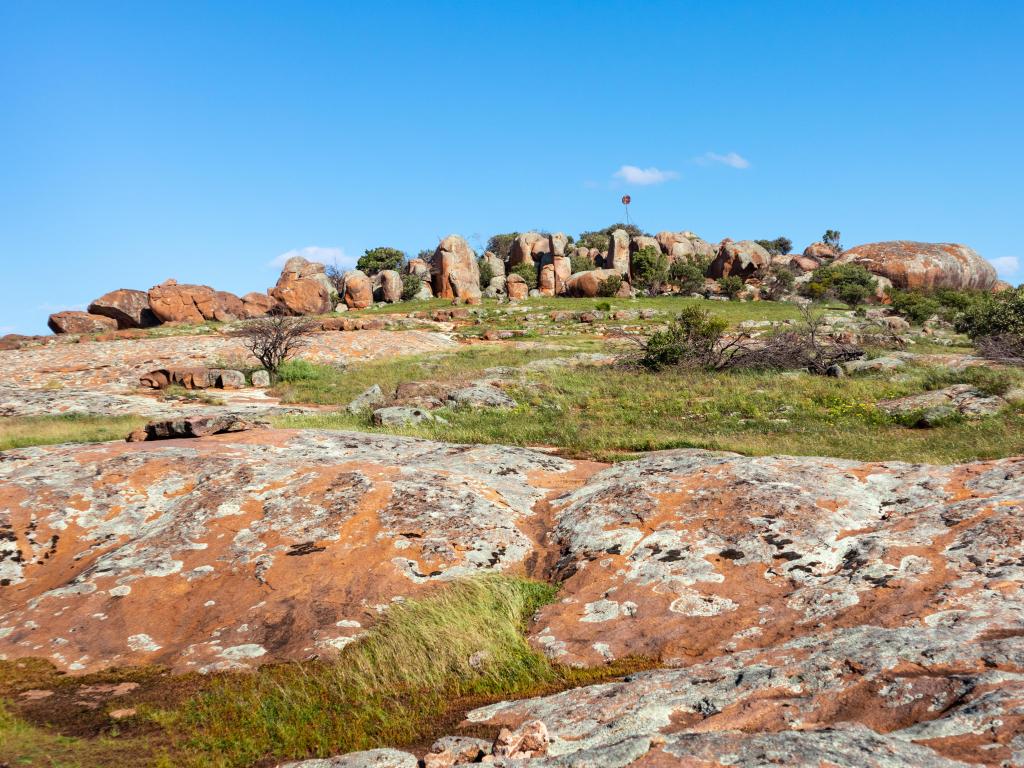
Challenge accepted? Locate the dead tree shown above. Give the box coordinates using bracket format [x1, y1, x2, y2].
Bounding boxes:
[237, 315, 318, 380]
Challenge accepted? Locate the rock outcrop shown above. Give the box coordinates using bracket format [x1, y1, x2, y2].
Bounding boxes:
[508, 233, 549, 269]
[47, 311, 118, 335]
[87, 289, 158, 329]
[564, 268, 620, 298]
[270, 259, 334, 316]
[506, 273, 529, 300]
[708, 239, 771, 279]
[342, 270, 373, 309]
[241, 291, 277, 318]
[148, 280, 245, 324]
[607, 229, 631, 276]
[836, 241, 998, 291]
[431, 235, 480, 301]
[655, 231, 716, 263]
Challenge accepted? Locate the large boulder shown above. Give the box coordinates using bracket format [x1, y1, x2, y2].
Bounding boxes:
[548, 232, 569, 258]
[481, 251, 506, 278]
[87, 289, 158, 329]
[270, 258, 334, 316]
[506, 273, 529, 300]
[803, 241, 838, 261]
[47, 311, 118, 335]
[240, 292, 277, 318]
[835, 241, 998, 291]
[405, 258, 431, 280]
[342, 270, 373, 309]
[630, 234, 660, 255]
[508, 232, 550, 268]
[708, 239, 771, 279]
[431, 235, 481, 301]
[607, 229, 631, 276]
[379, 270, 403, 303]
[148, 280, 244, 323]
[564, 268, 620, 298]
[655, 231, 716, 263]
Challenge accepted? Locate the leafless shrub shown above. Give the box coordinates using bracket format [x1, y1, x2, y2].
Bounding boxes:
[326, 262, 346, 294]
[620, 305, 863, 374]
[237, 315, 318, 379]
[976, 334, 1024, 366]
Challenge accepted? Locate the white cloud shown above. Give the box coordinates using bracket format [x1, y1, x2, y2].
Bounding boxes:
[612, 165, 679, 186]
[696, 151, 751, 169]
[36, 302, 86, 313]
[990, 256, 1019, 278]
[268, 245, 350, 269]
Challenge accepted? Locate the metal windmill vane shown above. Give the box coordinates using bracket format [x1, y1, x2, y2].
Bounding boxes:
[621, 194, 632, 225]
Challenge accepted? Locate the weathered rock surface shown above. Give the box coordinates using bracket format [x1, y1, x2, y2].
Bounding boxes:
[508, 233, 549, 269]
[378, 270, 402, 303]
[708, 239, 771, 279]
[505, 273, 529, 300]
[87, 289, 158, 329]
[47, 311, 118, 335]
[564, 269, 620, 298]
[271, 269, 333, 316]
[0, 431, 583, 672]
[837, 241, 998, 292]
[148, 280, 244, 324]
[431, 235, 480, 301]
[241, 292, 278, 318]
[340, 270, 373, 310]
[878, 384, 1008, 425]
[607, 229, 631, 276]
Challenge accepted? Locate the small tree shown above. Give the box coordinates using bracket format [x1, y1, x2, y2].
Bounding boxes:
[416, 248, 434, 262]
[357, 247, 405, 275]
[802, 263, 877, 308]
[238, 316, 318, 381]
[570, 252, 593, 273]
[478, 258, 495, 290]
[761, 265, 796, 301]
[630, 246, 669, 295]
[401, 273, 422, 301]
[754, 237, 793, 256]
[668, 260, 707, 294]
[822, 230, 843, 253]
[486, 233, 520, 260]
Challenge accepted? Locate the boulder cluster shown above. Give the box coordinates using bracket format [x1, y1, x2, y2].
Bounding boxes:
[47, 233, 1001, 334]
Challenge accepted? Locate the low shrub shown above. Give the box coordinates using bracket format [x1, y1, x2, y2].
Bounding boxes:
[760, 265, 796, 301]
[718, 275, 744, 300]
[955, 287, 1024, 339]
[890, 290, 941, 325]
[510, 262, 537, 288]
[400, 273, 422, 301]
[630, 246, 669, 294]
[597, 274, 623, 297]
[478, 259, 495, 290]
[486, 233, 519, 260]
[668, 259, 707, 294]
[570, 252, 593, 273]
[921, 366, 1015, 397]
[357, 247, 405, 275]
[801, 263, 877, 307]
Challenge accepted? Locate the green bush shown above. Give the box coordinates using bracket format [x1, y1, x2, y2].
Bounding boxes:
[802, 263, 877, 307]
[597, 274, 623, 297]
[478, 259, 495, 290]
[668, 259, 707, 294]
[921, 366, 1014, 397]
[486, 233, 519, 260]
[718, 275, 744, 300]
[511, 261, 537, 288]
[357, 247, 405, 275]
[401, 273, 422, 301]
[754, 237, 793, 256]
[761, 265, 796, 301]
[570, 252, 593, 273]
[954, 287, 1024, 339]
[630, 246, 669, 293]
[890, 291, 942, 325]
[640, 306, 729, 370]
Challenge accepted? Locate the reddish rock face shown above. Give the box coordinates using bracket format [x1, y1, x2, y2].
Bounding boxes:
[654, 231, 715, 263]
[379, 270, 402, 303]
[708, 239, 771, 279]
[148, 280, 244, 324]
[0, 431, 584, 673]
[803, 240, 838, 261]
[431, 235, 481, 301]
[240, 291, 277, 318]
[47, 311, 118, 335]
[508, 232, 549, 268]
[837, 241, 998, 292]
[506, 273, 529, 300]
[87, 289, 158, 329]
[405, 258, 431, 280]
[270, 272, 332, 316]
[607, 229, 631, 276]
[342, 270, 373, 309]
[564, 268, 620, 298]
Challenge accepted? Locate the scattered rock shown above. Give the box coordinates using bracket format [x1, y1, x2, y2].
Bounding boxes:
[140, 367, 214, 389]
[251, 370, 271, 388]
[447, 384, 516, 409]
[878, 384, 1008, 424]
[87, 289, 158, 329]
[492, 720, 549, 759]
[843, 355, 905, 373]
[47, 311, 119, 335]
[127, 414, 268, 441]
[372, 406, 443, 427]
[348, 384, 385, 413]
[279, 748, 418, 768]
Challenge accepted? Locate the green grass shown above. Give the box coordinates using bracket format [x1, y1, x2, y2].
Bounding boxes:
[157, 576, 639, 768]
[0, 413, 148, 451]
[275, 354, 1024, 464]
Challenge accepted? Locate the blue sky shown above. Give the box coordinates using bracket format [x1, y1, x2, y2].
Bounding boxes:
[2, 1, 1022, 334]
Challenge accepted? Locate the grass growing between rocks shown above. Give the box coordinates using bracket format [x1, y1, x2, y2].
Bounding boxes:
[0, 413, 148, 451]
[1, 577, 645, 768]
[275, 356, 1024, 464]
[158, 575, 642, 768]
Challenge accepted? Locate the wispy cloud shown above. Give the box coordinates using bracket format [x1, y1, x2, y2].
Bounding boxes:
[36, 301, 86, 313]
[268, 246, 350, 269]
[612, 165, 679, 186]
[695, 151, 751, 169]
[991, 256, 1020, 278]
